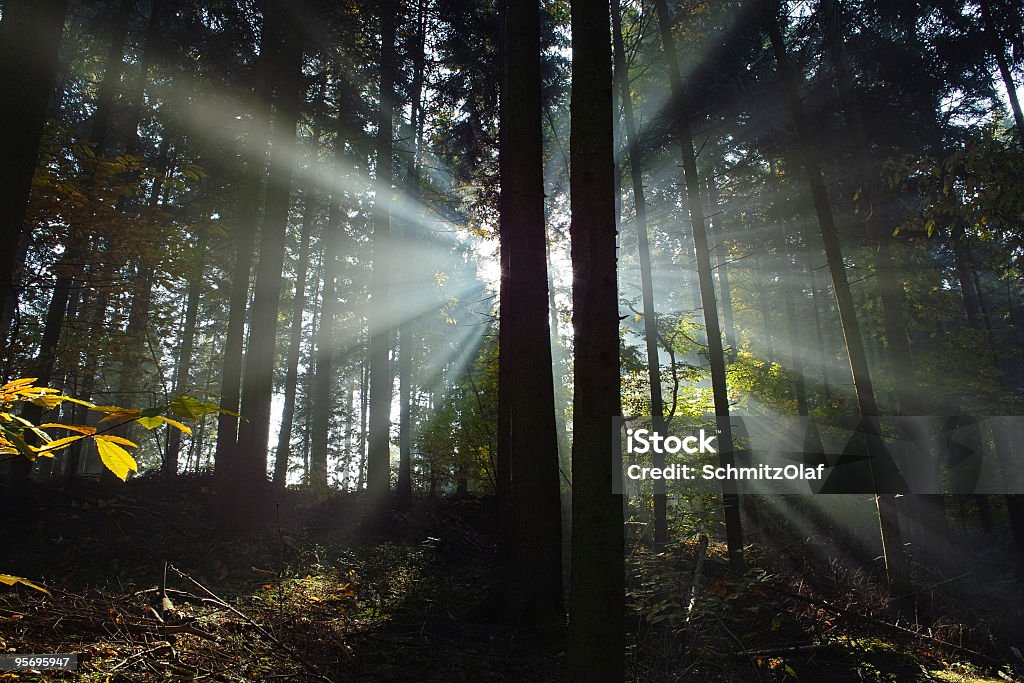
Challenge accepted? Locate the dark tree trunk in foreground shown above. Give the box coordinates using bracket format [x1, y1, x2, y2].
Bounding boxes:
[613, 0, 668, 548]
[654, 0, 744, 570]
[0, 0, 69, 352]
[229, 3, 304, 531]
[498, 0, 564, 628]
[367, 0, 397, 502]
[765, 0, 907, 591]
[567, 0, 625, 678]
[272, 191, 316, 489]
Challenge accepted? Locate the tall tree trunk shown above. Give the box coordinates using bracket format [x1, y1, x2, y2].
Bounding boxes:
[706, 170, 738, 360]
[102, 260, 155, 487]
[498, 0, 564, 628]
[980, 0, 1024, 146]
[654, 0, 744, 570]
[613, 0, 668, 548]
[3, 257, 74, 499]
[367, 0, 397, 502]
[123, 0, 163, 156]
[567, 0, 624, 678]
[90, 0, 134, 156]
[165, 239, 205, 478]
[0, 0, 69, 354]
[397, 0, 428, 510]
[357, 355, 369, 492]
[229, 2, 304, 531]
[213, 9, 277, 497]
[272, 191, 316, 489]
[821, 0, 946, 568]
[495, 0, 513, 574]
[765, 0, 908, 591]
[310, 119, 346, 491]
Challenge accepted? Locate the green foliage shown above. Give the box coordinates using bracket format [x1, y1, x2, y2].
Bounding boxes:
[415, 333, 498, 493]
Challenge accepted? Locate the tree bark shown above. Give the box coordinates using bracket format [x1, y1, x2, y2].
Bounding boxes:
[567, 0, 625, 678]
[367, 0, 397, 502]
[272, 191, 316, 489]
[706, 171, 738, 361]
[165, 238, 205, 478]
[310, 115, 346, 491]
[229, 1, 304, 531]
[397, 0, 428, 510]
[498, 0, 564, 629]
[613, 0, 668, 548]
[90, 0, 134, 156]
[0, 0, 69, 350]
[654, 0, 744, 570]
[213, 5, 277, 497]
[765, 0, 908, 591]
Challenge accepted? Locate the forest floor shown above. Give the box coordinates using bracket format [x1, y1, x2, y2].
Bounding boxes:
[0, 475, 1022, 682]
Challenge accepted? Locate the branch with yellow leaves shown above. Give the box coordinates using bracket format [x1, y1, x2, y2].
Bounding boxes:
[0, 378, 235, 481]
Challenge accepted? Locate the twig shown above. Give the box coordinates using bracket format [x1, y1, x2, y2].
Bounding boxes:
[732, 642, 838, 658]
[765, 584, 1013, 670]
[686, 534, 709, 623]
[714, 613, 765, 683]
[166, 564, 338, 683]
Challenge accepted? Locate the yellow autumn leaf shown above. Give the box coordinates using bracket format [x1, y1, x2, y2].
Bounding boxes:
[0, 574, 50, 596]
[28, 394, 64, 409]
[40, 423, 96, 435]
[158, 416, 191, 435]
[31, 435, 87, 453]
[135, 415, 191, 435]
[94, 434, 137, 448]
[60, 396, 97, 409]
[98, 410, 142, 424]
[0, 378, 39, 391]
[95, 439, 138, 481]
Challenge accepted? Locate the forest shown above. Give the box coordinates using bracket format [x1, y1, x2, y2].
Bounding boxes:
[1, 0, 1024, 680]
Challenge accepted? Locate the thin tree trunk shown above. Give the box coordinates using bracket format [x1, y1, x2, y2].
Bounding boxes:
[765, 0, 907, 591]
[164, 239, 205, 478]
[123, 0, 162, 156]
[272, 191, 316, 489]
[654, 0, 744, 570]
[357, 354, 369, 492]
[397, 0, 428, 510]
[567, 0, 624, 677]
[310, 107, 349, 491]
[613, 0, 668, 548]
[367, 0, 397, 502]
[980, 0, 1024, 146]
[706, 171, 738, 360]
